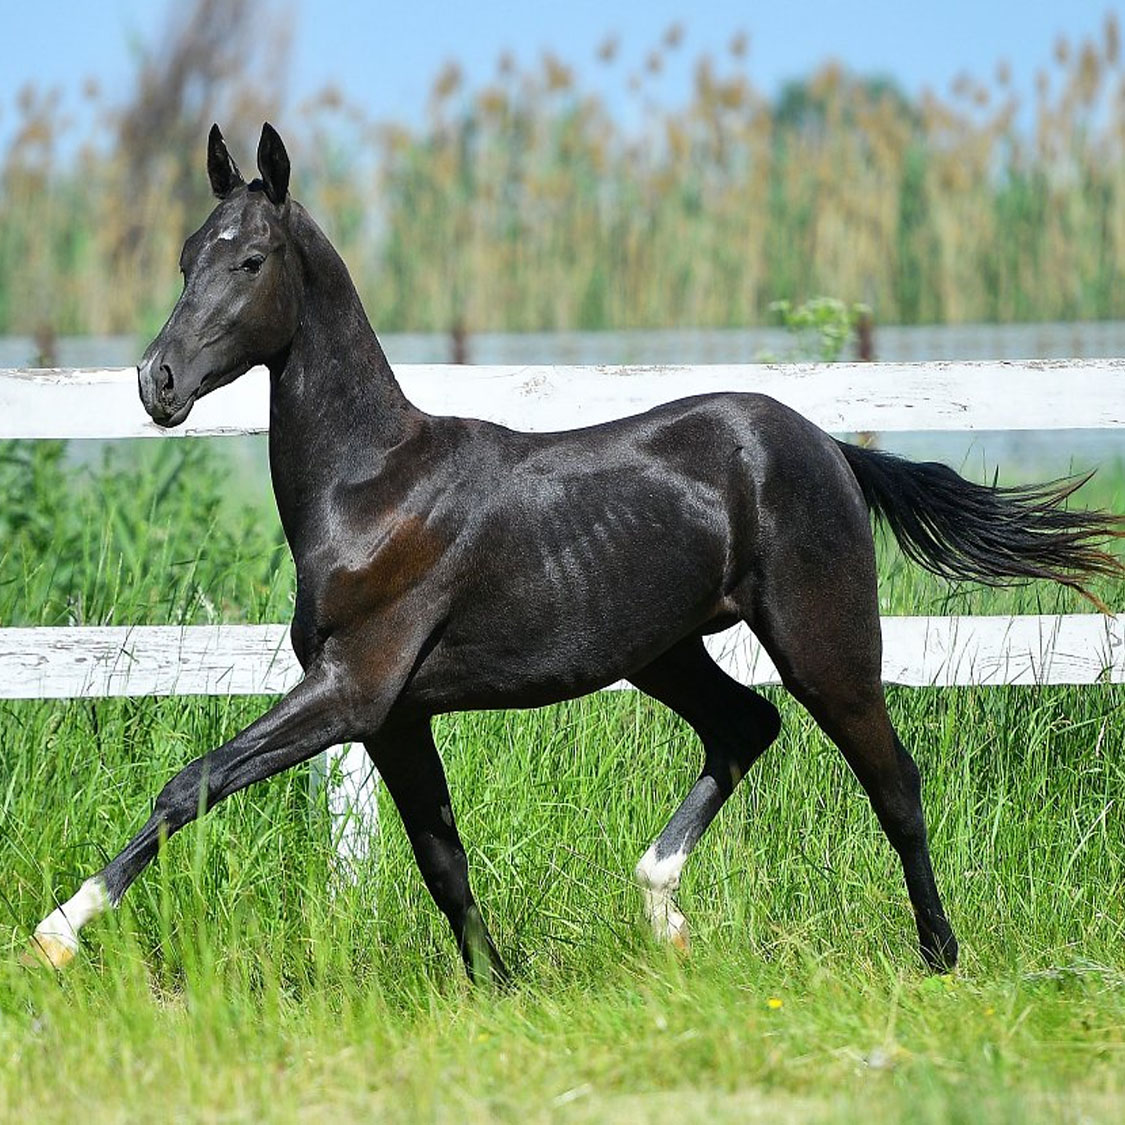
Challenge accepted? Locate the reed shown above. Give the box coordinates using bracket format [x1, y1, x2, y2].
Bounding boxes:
[3, 17, 1125, 336]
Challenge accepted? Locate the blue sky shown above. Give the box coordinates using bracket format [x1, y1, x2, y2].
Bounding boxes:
[0, 0, 1119, 152]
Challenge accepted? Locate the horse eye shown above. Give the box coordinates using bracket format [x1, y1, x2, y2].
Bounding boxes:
[239, 255, 265, 274]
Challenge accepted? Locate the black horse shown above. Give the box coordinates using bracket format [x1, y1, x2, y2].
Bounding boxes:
[30, 124, 1124, 981]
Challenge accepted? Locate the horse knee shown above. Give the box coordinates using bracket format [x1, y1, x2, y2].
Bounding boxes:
[153, 761, 209, 829]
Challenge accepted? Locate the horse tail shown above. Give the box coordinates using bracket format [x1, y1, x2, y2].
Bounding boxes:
[835, 441, 1125, 612]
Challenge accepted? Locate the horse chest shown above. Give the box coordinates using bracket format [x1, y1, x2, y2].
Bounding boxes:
[291, 515, 448, 659]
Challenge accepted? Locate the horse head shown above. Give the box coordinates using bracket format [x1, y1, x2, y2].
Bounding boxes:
[138, 123, 301, 427]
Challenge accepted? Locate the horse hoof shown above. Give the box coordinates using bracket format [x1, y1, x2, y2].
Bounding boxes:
[922, 939, 959, 975]
[652, 908, 690, 954]
[21, 932, 76, 971]
[669, 923, 691, 955]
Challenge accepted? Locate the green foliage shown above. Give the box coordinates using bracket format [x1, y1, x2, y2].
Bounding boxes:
[0, 438, 290, 627]
[766, 296, 870, 362]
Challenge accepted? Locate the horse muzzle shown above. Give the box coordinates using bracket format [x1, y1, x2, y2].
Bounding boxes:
[138, 355, 197, 428]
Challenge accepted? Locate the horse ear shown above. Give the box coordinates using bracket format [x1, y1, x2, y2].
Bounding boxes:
[256, 122, 290, 206]
[207, 124, 244, 199]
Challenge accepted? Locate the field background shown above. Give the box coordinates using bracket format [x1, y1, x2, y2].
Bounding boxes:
[5, 9, 1125, 343]
[3, 2, 1125, 1121]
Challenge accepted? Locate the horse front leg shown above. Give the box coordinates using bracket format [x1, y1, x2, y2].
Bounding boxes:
[27, 660, 375, 969]
[366, 716, 509, 986]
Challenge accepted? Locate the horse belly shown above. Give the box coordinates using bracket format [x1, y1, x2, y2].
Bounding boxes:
[405, 511, 731, 711]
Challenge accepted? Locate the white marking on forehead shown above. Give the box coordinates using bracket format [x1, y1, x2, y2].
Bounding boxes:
[217, 219, 241, 241]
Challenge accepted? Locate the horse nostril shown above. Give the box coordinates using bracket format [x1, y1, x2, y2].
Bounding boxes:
[159, 364, 175, 395]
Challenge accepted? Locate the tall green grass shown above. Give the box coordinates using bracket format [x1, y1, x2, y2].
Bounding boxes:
[0, 437, 1123, 1120]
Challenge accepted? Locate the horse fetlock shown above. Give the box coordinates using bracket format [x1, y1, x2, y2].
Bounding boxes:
[24, 878, 109, 970]
[919, 926, 959, 974]
[635, 844, 691, 952]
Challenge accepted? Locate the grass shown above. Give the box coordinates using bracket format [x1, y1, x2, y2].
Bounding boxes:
[0, 439, 1123, 1121]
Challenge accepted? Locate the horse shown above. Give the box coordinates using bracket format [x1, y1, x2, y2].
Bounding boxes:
[30, 123, 1124, 982]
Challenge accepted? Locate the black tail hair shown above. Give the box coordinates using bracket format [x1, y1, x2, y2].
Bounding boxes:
[836, 441, 1125, 612]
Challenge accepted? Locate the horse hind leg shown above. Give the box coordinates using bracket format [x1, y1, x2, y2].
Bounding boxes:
[796, 678, 957, 970]
[750, 527, 959, 970]
[629, 636, 782, 950]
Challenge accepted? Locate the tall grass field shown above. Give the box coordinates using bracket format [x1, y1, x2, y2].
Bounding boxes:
[1, 437, 1123, 1122]
[7, 12, 1125, 338]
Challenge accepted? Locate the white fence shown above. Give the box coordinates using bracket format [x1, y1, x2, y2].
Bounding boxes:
[2, 361, 1123, 856]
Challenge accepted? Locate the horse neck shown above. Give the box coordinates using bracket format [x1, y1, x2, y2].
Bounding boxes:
[267, 209, 420, 544]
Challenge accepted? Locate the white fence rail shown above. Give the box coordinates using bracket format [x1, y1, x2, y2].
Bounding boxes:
[2, 362, 1123, 856]
[3, 359, 1125, 439]
[1, 617, 1122, 700]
